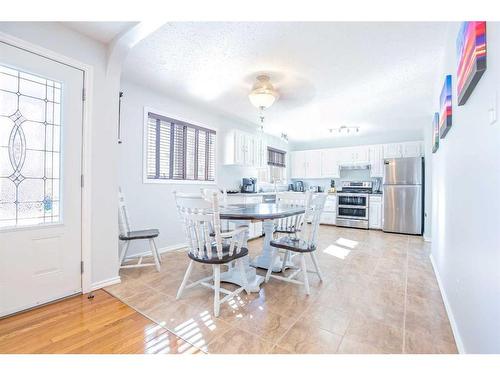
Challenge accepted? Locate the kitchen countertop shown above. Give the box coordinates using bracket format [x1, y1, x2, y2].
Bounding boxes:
[227, 191, 383, 196]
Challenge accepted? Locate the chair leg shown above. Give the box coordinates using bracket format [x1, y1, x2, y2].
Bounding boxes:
[176, 260, 194, 300]
[281, 250, 289, 272]
[150, 239, 161, 272]
[300, 254, 310, 295]
[213, 265, 221, 317]
[119, 241, 130, 267]
[238, 258, 250, 294]
[310, 251, 323, 282]
[265, 248, 278, 282]
[152, 239, 162, 264]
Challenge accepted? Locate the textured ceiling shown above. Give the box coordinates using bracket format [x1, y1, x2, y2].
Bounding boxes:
[122, 22, 450, 142]
[62, 22, 136, 44]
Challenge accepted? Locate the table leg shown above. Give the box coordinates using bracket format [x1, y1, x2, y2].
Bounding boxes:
[220, 220, 264, 292]
[250, 219, 294, 272]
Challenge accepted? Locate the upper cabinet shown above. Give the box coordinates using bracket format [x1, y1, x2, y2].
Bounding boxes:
[290, 141, 423, 180]
[291, 150, 322, 178]
[224, 130, 267, 168]
[383, 141, 423, 159]
[369, 144, 384, 178]
[321, 149, 340, 178]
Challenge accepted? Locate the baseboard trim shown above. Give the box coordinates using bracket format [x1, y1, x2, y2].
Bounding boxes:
[125, 242, 187, 259]
[429, 254, 465, 354]
[91, 276, 121, 291]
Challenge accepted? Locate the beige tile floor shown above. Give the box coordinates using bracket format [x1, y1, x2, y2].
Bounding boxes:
[105, 225, 457, 354]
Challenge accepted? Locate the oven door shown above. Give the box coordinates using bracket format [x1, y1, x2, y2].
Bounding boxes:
[337, 194, 368, 207]
[337, 206, 368, 220]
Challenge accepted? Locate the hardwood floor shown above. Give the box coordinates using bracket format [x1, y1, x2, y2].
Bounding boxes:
[0, 290, 199, 354]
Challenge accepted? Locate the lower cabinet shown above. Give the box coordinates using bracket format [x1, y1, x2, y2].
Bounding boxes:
[368, 196, 383, 229]
[320, 195, 336, 225]
[226, 195, 263, 239]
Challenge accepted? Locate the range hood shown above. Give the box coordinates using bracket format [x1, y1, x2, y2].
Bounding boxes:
[339, 162, 371, 170]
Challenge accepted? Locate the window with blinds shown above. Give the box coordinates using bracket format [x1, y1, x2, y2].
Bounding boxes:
[267, 147, 286, 167]
[146, 112, 216, 182]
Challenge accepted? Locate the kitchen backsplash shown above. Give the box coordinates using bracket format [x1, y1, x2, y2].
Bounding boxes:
[291, 169, 382, 192]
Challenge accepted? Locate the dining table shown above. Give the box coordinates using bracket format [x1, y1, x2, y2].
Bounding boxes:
[218, 202, 305, 292]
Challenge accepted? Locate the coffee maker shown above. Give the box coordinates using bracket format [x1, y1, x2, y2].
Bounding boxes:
[241, 178, 256, 193]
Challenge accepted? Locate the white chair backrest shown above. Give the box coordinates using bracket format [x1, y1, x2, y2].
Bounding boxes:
[298, 193, 327, 248]
[275, 191, 312, 233]
[201, 188, 227, 206]
[118, 187, 131, 236]
[174, 191, 229, 260]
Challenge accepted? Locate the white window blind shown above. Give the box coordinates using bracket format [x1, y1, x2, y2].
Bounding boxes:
[146, 112, 216, 181]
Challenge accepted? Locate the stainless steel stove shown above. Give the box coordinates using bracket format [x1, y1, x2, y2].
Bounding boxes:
[336, 181, 372, 229]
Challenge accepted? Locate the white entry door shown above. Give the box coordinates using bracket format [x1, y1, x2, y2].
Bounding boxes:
[0, 41, 84, 317]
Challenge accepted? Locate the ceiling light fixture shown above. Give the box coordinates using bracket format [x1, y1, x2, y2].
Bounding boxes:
[328, 126, 360, 135]
[248, 74, 279, 125]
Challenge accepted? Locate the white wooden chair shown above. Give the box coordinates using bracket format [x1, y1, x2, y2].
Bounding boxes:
[265, 193, 327, 295]
[174, 191, 250, 317]
[274, 191, 312, 237]
[118, 188, 161, 272]
[273, 191, 312, 269]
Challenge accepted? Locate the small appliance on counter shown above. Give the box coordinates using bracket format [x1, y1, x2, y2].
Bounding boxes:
[328, 179, 336, 194]
[241, 178, 257, 193]
[309, 185, 324, 193]
[291, 180, 305, 192]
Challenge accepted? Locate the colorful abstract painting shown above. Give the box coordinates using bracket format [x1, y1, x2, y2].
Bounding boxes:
[456, 21, 487, 106]
[432, 112, 439, 153]
[439, 75, 452, 139]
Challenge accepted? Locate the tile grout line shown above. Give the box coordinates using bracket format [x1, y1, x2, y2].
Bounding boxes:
[401, 235, 410, 354]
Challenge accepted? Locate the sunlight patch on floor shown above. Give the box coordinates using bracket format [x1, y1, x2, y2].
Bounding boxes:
[323, 244, 351, 259]
[336, 237, 359, 249]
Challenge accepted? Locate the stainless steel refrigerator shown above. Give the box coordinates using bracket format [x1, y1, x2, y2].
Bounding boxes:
[383, 157, 423, 235]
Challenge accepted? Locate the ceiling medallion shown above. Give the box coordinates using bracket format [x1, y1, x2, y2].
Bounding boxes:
[328, 126, 360, 135]
[248, 74, 279, 126]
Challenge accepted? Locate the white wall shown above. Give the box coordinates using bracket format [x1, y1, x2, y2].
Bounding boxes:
[118, 79, 288, 255]
[0, 22, 120, 286]
[428, 22, 500, 353]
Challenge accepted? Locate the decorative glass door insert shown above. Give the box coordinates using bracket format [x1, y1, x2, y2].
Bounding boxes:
[0, 64, 62, 228]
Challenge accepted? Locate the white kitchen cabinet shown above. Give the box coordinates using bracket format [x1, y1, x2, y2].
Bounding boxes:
[224, 130, 268, 168]
[383, 141, 423, 159]
[383, 143, 403, 159]
[290, 151, 307, 178]
[305, 150, 322, 178]
[320, 195, 336, 225]
[290, 150, 322, 178]
[369, 195, 383, 229]
[401, 141, 423, 158]
[225, 194, 262, 239]
[321, 149, 340, 178]
[369, 144, 384, 178]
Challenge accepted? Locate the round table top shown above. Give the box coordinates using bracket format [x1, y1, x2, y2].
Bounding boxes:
[219, 203, 305, 221]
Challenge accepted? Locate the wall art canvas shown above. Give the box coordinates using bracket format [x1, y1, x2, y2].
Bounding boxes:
[432, 112, 439, 153]
[439, 75, 452, 139]
[457, 21, 487, 106]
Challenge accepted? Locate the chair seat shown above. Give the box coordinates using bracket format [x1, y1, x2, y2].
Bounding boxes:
[270, 236, 316, 253]
[274, 228, 297, 234]
[188, 244, 249, 264]
[119, 229, 159, 240]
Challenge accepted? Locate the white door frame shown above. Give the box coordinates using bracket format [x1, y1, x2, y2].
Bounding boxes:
[0, 31, 94, 293]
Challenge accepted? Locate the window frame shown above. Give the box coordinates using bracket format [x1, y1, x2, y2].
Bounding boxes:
[142, 107, 217, 185]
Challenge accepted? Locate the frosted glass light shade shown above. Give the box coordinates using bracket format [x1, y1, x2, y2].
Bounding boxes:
[248, 75, 278, 109]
